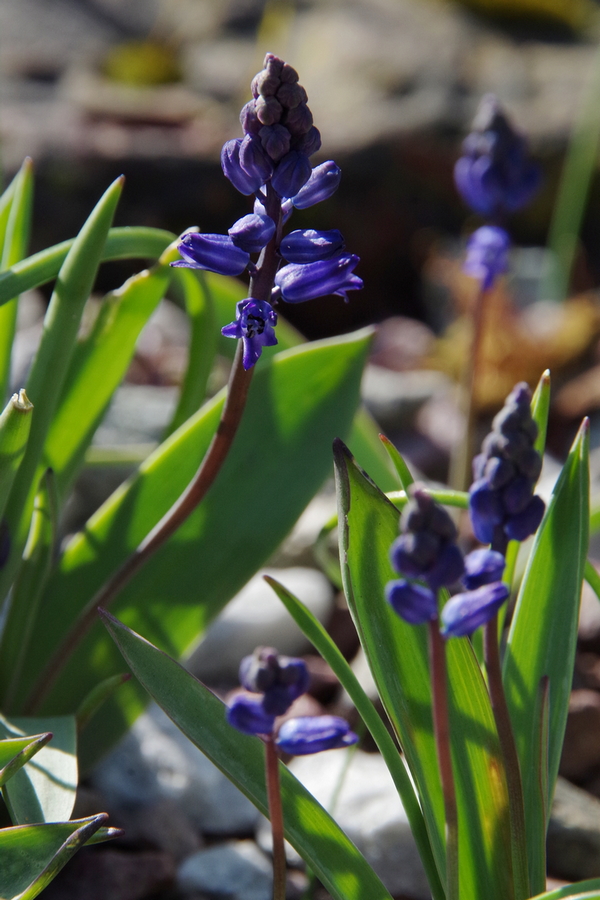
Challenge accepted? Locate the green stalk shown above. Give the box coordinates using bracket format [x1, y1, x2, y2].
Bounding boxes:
[265, 735, 287, 900]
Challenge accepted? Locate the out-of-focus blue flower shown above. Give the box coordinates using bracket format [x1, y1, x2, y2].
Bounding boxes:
[280, 229, 345, 263]
[275, 716, 358, 755]
[440, 582, 510, 638]
[271, 151, 312, 198]
[275, 254, 362, 304]
[171, 232, 249, 276]
[463, 226, 510, 291]
[239, 647, 309, 716]
[454, 95, 540, 219]
[221, 139, 265, 195]
[228, 213, 276, 254]
[227, 692, 276, 735]
[385, 579, 438, 625]
[292, 161, 341, 209]
[504, 495, 545, 542]
[462, 548, 505, 590]
[222, 298, 278, 369]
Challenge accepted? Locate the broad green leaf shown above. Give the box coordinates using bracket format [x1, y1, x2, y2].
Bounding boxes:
[504, 421, 590, 895]
[334, 441, 513, 900]
[0, 714, 77, 824]
[0, 226, 175, 307]
[101, 610, 394, 900]
[0, 390, 33, 524]
[0, 470, 57, 709]
[264, 576, 445, 900]
[530, 882, 600, 900]
[0, 815, 107, 900]
[0, 733, 52, 788]
[0, 158, 34, 402]
[0, 177, 124, 601]
[16, 330, 371, 769]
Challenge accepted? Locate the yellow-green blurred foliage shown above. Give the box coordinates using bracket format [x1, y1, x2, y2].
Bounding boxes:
[103, 41, 182, 86]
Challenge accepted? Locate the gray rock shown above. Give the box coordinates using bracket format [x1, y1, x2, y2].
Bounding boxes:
[548, 776, 600, 880]
[189, 568, 335, 685]
[91, 702, 260, 835]
[259, 748, 430, 899]
[362, 364, 450, 431]
[177, 840, 272, 900]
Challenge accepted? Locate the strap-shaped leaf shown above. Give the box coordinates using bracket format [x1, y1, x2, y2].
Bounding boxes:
[334, 441, 513, 900]
[15, 331, 371, 770]
[530, 882, 600, 900]
[0, 733, 52, 788]
[0, 714, 77, 824]
[100, 609, 394, 900]
[0, 814, 107, 900]
[503, 421, 590, 895]
[264, 575, 445, 900]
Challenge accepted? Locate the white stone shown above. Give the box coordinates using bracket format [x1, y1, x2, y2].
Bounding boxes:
[91, 703, 259, 835]
[177, 840, 272, 900]
[188, 567, 335, 685]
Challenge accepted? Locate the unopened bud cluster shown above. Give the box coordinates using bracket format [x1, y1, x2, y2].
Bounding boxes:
[227, 646, 357, 755]
[470, 383, 545, 546]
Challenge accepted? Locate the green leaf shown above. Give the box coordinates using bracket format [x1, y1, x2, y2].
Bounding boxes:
[0, 815, 107, 900]
[531, 369, 551, 457]
[0, 714, 77, 824]
[0, 177, 124, 601]
[0, 168, 18, 260]
[503, 421, 590, 895]
[0, 390, 33, 524]
[378, 433, 415, 491]
[0, 733, 52, 788]
[75, 673, 131, 734]
[530, 881, 600, 900]
[334, 441, 513, 900]
[263, 575, 445, 900]
[0, 226, 175, 308]
[100, 610, 394, 900]
[16, 330, 371, 770]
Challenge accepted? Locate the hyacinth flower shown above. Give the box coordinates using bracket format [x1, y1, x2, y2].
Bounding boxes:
[227, 647, 357, 900]
[171, 52, 362, 370]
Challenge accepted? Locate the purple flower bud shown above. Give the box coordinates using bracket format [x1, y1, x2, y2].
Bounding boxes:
[516, 447, 542, 481]
[229, 213, 276, 254]
[292, 126, 322, 157]
[264, 53, 284, 79]
[222, 298, 278, 369]
[502, 475, 533, 515]
[254, 70, 279, 97]
[240, 100, 261, 135]
[271, 151, 312, 198]
[227, 692, 276, 735]
[221, 139, 264, 195]
[426, 542, 465, 590]
[463, 548, 506, 590]
[385, 579, 438, 625]
[469, 479, 504, 545]
[391, 531, 440, 578]
[284, 103, 313, 135]
[292, 161, 342, 209]
[259, 124, 291, 162]
[463, 226, 510, 291]
[504, 494, 545, 542]
[277, 82, 307, 109]
[239, 134, 274, 187]
[276, 716, 358, 755]
[441, 582, 510, 638]
[280, 229, 345, 263]
[275, 254, 362, 304]
[171, 232, 249, 276]
[256, 95, 283, 126]
[484, 456, 515, 490]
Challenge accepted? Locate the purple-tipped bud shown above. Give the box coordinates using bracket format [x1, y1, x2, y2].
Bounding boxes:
[280, 229, 345, 263]
[504, 494, 545, 542]
[463, 548, 506, 590]
[259, 124, 291, 162]
[221, 139, 264, 195]
[254, 70, 279, 97]
[426, 542, 465, 590]
[391, 531, 440, 578]
[484, 456, 515, 490]
[469, 479, 504, 544]
[441, 582, 510, 638]
[284, 103, 313, 135]
[239, 134, 274, 186]
[271, 151, 312, 198]
[227, 692, 276, 735]
[240, 100, 261, 135]
[276, 716, 358, 755]
[292, 126, 322, 157]
[277, 82, 307, 109]
[222, 298, 278, 369]
[275, 254, 362, 304]
[463, 226, 510, 291]
[256, 95, 283, 126]
[385, 579, 438, 625]
[171, 232, 249, 276]
[229, 213, 276, 253]
[292, 161, 342, 209]
[502, 475, 533, 515]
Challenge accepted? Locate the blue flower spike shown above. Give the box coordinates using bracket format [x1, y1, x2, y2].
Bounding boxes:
[276, 716, 358, 755]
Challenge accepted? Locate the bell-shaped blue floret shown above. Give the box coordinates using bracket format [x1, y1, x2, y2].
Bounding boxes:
[275, 254, 362, 304]
[229, 213, 276, 254]
[275, 716, 358, 755]
[280, 229, 345, 263]
[385, 579, 438, 625]
[227, 692, 276, 735]
[171, 232, 250, 276]
[462, 548, 506, 590]
[441, 582, 510, 638]
[292, 160, 341, 209]
[271, 151, 312, 198]
[222, 298, 278, 369]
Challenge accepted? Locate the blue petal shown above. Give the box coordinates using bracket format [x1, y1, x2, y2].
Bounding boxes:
[227, 693, 275, 735]
[441, 582, 510, 638]
[276, 716, 358, 755]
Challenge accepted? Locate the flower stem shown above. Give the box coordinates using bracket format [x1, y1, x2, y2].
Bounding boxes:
[265, 735, 287, 900]
[428, 618, 459, 900]
[25, 195, 284, 714]
[449, 283, 488, 491]
[484, 613, 530, 900]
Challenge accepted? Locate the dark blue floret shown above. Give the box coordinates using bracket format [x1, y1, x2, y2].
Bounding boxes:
[221, 139, 265, 195]
[222, 299, 278, 369]
[280, 229, 345, 263]
[171, 232, 250, 276]
[227, 692, 276, 735]
[275, 254, 362, 304]
[238, 646, 309, 716]
[462, 548, 505, 590]
[441, 582, 510, 638]
[385, 579, 438, 625]
[271, 151, 312, 198]
[463, 226, 510, 291]
[239, 134, 274, 186]
[292, 161, 341, 209]
[275, 716, 358, 755]
[228, 214, 276, 254]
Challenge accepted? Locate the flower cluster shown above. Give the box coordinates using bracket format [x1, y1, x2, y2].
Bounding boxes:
[470, 382, 545, 547]
[227, 646, 358, 755]
[171, 53, 363, 370]
[385, 487, 510, 637]
[455, 95, 540, 293]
